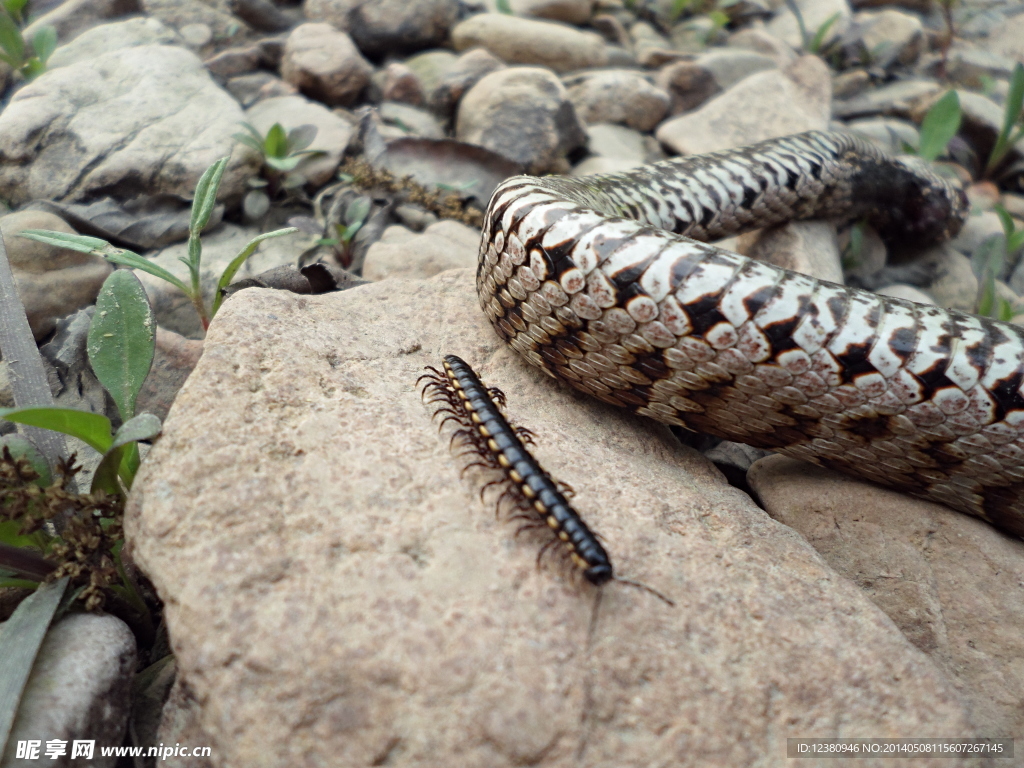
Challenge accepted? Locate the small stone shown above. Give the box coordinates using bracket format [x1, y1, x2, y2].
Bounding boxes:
[572, 155, 642, 174]
[431, 48, 506, 115]
[726, 27, 797, 66]
[656, 56, 831, 155]
[204, 44, 264, 78]
[985, 12, 1024, 65]
[694, 48, 777, 90]
[875, 283, 935, 305]
[379, 102, 445, 139]
[303, 0, 460, 57]
[839, 222, 887, 280]
[381, 62, 425, 106]
[136, 328, 205, 422]
[847, 9, 923, 69]
[965, 181, 1001, 211]
[832, 79, 940, 119]
[767, 0, 851, 50]
[179, 22, 213, 48]
[738, 221, 844, 284]
[1001, 193, 1024, 219]
[563, 70, 669, 132]
[403, 49, 460, 104]
[363, 220, 479, 280]
[490, 0, 594, 23]
[245, 95, 355, 186]
[226, 72, 299, 107]
[456, 66, 586, 173]
[945, 45, 1018, 90]
[950, 210, 1003, 257]
[654, 60, 719, 115]
[831, 68, 871, 99]
[585, 122, 646, 162]
[451, 13, 609, 73]
[1, 210, 113, 341]
[913, 242, 978, 311]
[1, 614, 136, 768]
[846, 117, 919, 154]
[590, 12, 630, 47]
[280, 23, 373, 107]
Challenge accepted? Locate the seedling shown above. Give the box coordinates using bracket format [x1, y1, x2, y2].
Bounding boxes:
[0, 5, 55, 81]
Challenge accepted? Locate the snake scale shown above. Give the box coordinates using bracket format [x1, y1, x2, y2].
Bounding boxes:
[475, 130, 1024, 539]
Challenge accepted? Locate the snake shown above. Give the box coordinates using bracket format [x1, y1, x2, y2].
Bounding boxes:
[475, 129, 1024, 540]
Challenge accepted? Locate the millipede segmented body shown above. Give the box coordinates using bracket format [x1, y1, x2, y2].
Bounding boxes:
[419, 355, 673, 605]
[477, 130, 1024, 538]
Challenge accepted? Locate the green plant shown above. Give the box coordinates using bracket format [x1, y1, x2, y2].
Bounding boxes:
[783, 0, 840, 56]
[916, 90, 962, 162]
[984, 62, 1024, 178]
[496, 0, 513, 13]
[971, 234, 1017, 321]
[0, 5, 55, 81]
[702, 9, 730, 42]
[317, 195, 371, 265]
[233, 122, 325, 215]
[19, 157, 298, 331]
[994, 204, 1024, 262]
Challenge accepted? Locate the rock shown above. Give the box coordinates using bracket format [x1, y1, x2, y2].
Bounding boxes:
[379, 102, 445, 139]
[0, 45, 258, 208]
[846, 9, 923, 69]
[362, 220, 479, 280]
[245, 95, 355, 187]
[571, 155, 642, 174]
[403, 49, 460, 105]
[142, 0, 248, 49]
[482, 0, 594, 23]
[694, 48, 778, 90]
[380, 62, 425, 105]
[654, 60, 720, 116]
[950, 210, 1004, 257]
[726, 27, 798, 67]
[656, 56, 831, 156]
[47, 17, 181, 69]
[832, 78, 940, 120]
[584, 122, 647, 162]
[945, 46, 1018, 90]
[39, 308, 120, 425]
[280, 23, 373, 107]
[22, 0, 139, 44]
[230, 0, 296, 32]
[303, 0, 460, 57]
[846, 117, 919, 154]
[913, 242, 978, 312]
[1, 614, 136, 768]
[204, 44, 266, 79]
[839, 222, 887, 281]
[126, 270, 978, 767]
[738, 221, 844, 284]
[563, 70, 669, 132]
[431, 47, 506, 115]
[832, 68, 870, 99]
[456, 67, 587, 173]
[1, 211, 113, 341]
[748, 454, 1024, 739]
[227, 72, 300, 107]
[451, 13, 609, 73]
[138, 224, 308, 338]
[874, 283, 936, 305]
[766, 0, 851, 50]
[985, 12, 1024, 65]
[1001, 192, 1024, 219]
[631, 20, 685, 68]
[155, 678, 214, 768]
[136, 328, 205, 422]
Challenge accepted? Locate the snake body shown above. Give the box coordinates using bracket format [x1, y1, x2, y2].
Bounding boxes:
[475, 130, 1024, 539]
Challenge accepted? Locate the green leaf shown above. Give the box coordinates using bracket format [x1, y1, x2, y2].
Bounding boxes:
[264, 123, 288, 159]
[2, 0, 28, 21]
[103, 251, 190, 294]
[189, 157, 229, 238]
[232, 132, 265, 154]
[345, 196, 371, 228]
[17, 229, 110, 254]
[0, 578, 41, 589]
[985, 62, 1024, 175]
[87, 270, 155, 422]
[0, 577, 69, 758]
[264, 155, 304, 172]
[0, 407, 112, 455]
[917, 90, 961, 162]
[809, 11, 840, 53]
[0, 521, 42, 550]
[31, 25, 56, 64]
[211, 228, 298, 316]
[0, 6, 24, 65]
[286, 124, 318, 153]
[0, 435, 51, 486]
[111, 412, 161, 483]
[496, 0, 513, 13]
[783, 0, 810, 50]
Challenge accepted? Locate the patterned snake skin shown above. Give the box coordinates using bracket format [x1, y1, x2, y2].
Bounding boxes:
[476, 130, 1024, 539]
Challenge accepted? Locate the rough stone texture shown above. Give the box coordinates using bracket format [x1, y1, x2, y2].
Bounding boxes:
[654, 61, 720, 116]
[738, 221, 844, 284]
[1, 614, 136, 768]
[563, 70, 669, 132]
[141, 0, 249, 51]
[950, 210, 1003, 257]
[139, 223, 307, 338]
[280, 22, 373, 107]
[847, 9, 923, 69]
[126, 269, 982, 767]
[913, 243, 978, 312]
[47, 17, 181, 69]
[656, 56, 831, 156]
[726, 27, 797, 66]
[23, 0, 140, 44]
[451, 13, 609, 74]
[748, 455, 1024, 739]
[832, 78, 940, 120]
[379, 102, 444, 139]
[302, 0, 460, 57]
[456, 67, 587, 173]
[136, 328, 205, 422]
[431, 48, 506, 115]
[362, 220, 479, 280]
[245, 95, 354, 187]
[381, 62, 425, 105]
[1, 210, 112, 341]
[583, 123, 646, 162]
[693, 48, 777, 90]
[480, 0, 593, 23]
[156, 678, 215, 768]
[767, 0, 851, 49]
[985, 12, 1024, 65]
[0, 45, 258, 208]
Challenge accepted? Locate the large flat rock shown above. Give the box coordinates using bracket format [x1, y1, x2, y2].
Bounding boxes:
[126, 269, 980, 767]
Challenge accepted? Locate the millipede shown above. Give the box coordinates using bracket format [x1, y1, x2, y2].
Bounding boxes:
[418, 354, 674, 607]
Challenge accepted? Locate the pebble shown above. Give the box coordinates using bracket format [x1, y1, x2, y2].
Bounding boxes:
[280, 23, 373, 107]
[362, 220, 480, 280]
[451, 13, 609, 73]
[47, 17, 181, 69]
[563, 69, 670, 131]
[303, 0, 460, 57]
